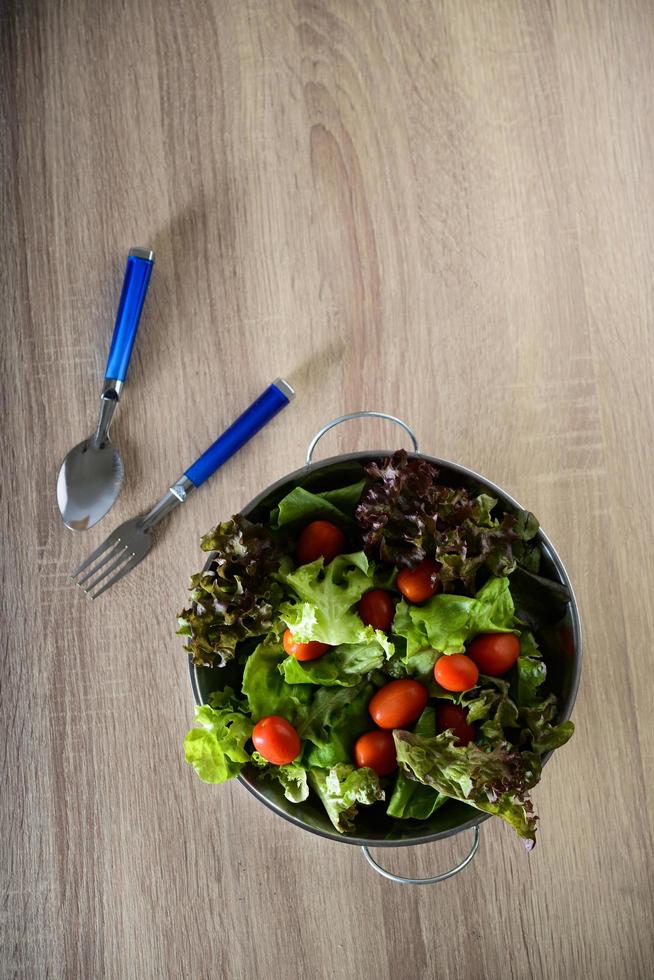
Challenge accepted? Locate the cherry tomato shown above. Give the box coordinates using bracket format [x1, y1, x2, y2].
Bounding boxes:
[358, 590, 395, 632]
[435, 703, 476, 746]
[559, 625, 575, 659]
[467, 633, 520, 676]
[354, 730, 397, 776]
[369, 679, 429, 730]
[252, 715, 301, 765]
[396, 559, 440, 603]
[434, 653, 479, 692]
[297, 520, 346, 565]
[282, 629, 330, 662]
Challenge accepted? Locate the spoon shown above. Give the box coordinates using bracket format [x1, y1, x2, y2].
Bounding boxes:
[56, 247, 154, 530]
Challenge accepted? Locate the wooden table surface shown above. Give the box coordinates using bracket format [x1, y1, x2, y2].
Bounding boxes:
[3, 1, 654, 978]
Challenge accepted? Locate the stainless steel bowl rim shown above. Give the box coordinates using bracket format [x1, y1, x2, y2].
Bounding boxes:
[188, 448, 582, 849]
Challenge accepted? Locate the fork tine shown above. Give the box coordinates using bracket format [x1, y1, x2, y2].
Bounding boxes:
[89, 553, 141, 599]
[72, 513, 151, 599]
[76, 541, 125, 585]
[72, 532, 120, 578]
[82, 546, 131, 592]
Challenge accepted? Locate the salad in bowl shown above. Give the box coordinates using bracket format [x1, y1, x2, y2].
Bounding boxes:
[179, 451, 575, 850]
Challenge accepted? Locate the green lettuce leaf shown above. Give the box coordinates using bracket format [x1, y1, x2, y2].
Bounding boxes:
[471, 576, 516, 630]
[271, 480, 366, 528]
[177, 516, 282, 667]
[509, 567, 570, 631]
[278, 552, 393, 655]
[397, 594, 474, 656]
[520, 694, 575, 754]
[241, 640, 313, 724]
[394, 729, 540, 848]
[279, 640, 386, 687]
[461, 678, 519, 742]
[299, 682, 374, 768]
[308, 764, 384, 833]
[475, 493, 499, 526]
[319, 482, 367, 514]
[394, 576, 516, 665]
[461, 665, 574, 756]
[184, 689, 253, 784]
[510, 510, 542, 573]
[387, 707, 447, 819]
[516, 631, 547, 706]
[271, 764, 309, 803]
[386, 776, 447, 820]
[403, 648, 443, 682]
[251, 753, 309, 803]
[531, 720, 575, 754]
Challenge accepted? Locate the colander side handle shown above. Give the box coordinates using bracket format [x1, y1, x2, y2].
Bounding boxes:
[306, 412, 419, 465]
[361, 826, 480, 885]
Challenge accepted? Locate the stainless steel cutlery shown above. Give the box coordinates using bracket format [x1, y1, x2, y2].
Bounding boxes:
[72, 379, 294, 597]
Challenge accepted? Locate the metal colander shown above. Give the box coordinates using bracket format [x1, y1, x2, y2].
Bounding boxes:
[189, 413, 582, 884]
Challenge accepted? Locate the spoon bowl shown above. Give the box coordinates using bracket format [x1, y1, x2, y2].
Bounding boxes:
[57, 437, 124, 530]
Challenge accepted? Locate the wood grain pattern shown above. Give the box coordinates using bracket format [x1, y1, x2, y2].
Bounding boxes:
[2, 1, 654, 977]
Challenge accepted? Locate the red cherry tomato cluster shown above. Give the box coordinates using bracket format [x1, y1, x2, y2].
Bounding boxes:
[267, 520, 521, 777]
[353, 679, 429, 777]
[433, 632, 520, 693]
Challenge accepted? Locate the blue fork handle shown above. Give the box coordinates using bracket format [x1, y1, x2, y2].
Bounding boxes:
[104, 248, 154, 383]
[184, 379, 295, 488]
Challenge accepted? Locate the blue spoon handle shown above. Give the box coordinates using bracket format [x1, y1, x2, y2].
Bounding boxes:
[185, 379, 295, 488]
[104, 248, 154, 383]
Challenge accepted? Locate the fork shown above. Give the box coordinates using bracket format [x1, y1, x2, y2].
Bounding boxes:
[72, 378, 294, 598]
